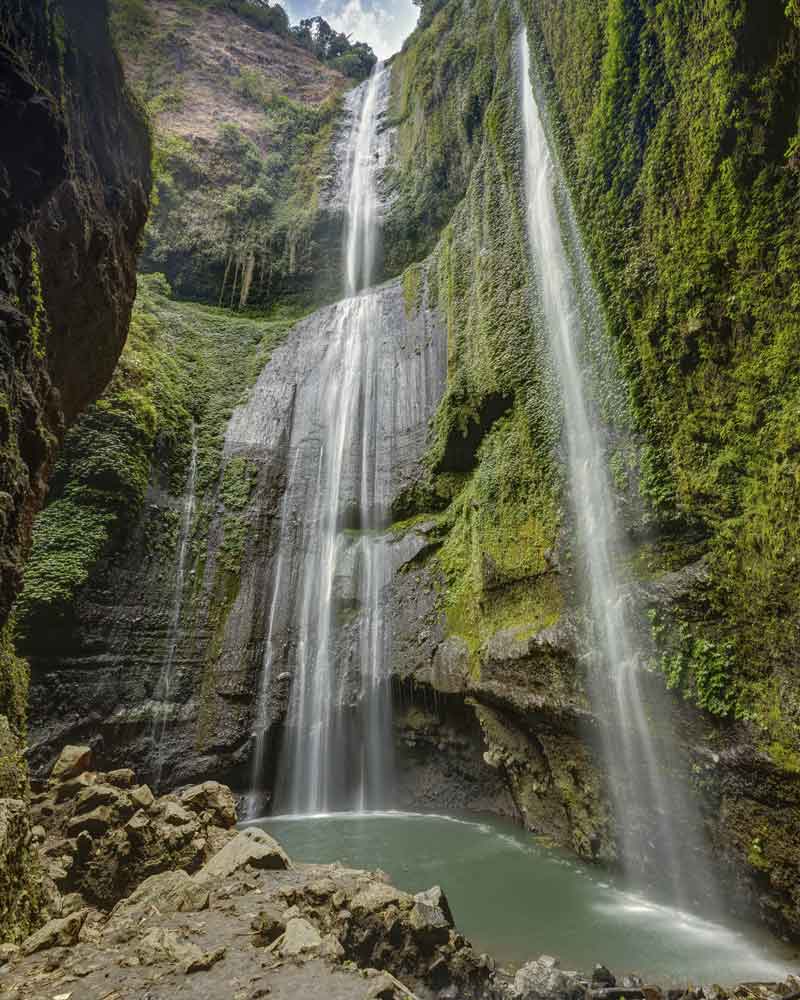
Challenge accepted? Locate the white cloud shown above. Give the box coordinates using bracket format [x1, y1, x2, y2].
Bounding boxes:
[286, 1, 419, 60]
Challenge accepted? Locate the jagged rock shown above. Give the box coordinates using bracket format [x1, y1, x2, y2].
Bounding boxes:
[54, 772, 95, 803]
[162, 800, 195, 826]
[51, 747, 93, 782]
[196, 828, 290, 880]
[106, 769, 136, 789]
[513, 955, 586, 1000]
[20, 910, 87, 955]
[350, 882, 405, 914]
[113, 870, 210, 918]
[181, 781, 237, 828]
[413, 885, 454, 927]
[593, 965, 616, 988]
[67, 805, 114, 837]
[136, 926, 225, 972]
[279, 917, 322, 957]
[74, 783, 127, 815]
[251, 905, 286, 946]
[130, 785, 155, 810]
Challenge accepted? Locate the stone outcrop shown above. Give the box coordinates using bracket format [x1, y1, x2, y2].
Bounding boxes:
[30, 745, 238, 912]
[0, 0, 150, 629]
[0, 0, 150, 943]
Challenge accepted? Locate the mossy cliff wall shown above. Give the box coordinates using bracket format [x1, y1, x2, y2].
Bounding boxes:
[0, 0, 151, 940]
[384, 0, 800, 937]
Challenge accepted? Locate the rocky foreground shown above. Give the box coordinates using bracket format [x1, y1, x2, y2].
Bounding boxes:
[1, 748, 798, 1000]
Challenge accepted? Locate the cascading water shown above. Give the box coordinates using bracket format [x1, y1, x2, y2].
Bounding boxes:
[244, 63, 397, 817]
[518, 31, 716, 912]
[151, 423, 198, 790]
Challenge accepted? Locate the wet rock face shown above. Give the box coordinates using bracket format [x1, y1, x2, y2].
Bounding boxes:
[24, 277, 447, 796]
[0, 0, 151, 629]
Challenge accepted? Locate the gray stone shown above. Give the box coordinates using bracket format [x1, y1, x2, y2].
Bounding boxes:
[50, 746, 93, 782]
[162, 800, 195, 826]
[129, 785, 155, 810]
[513, 955, 585, 1000]
[105, 768, 136, 788]
[136, 926, 224, 973]
[181, 781, 237, 828]
[114, 870, 210, 918]
[279, 917, 322, 957]
[251, 906, 286, 946]
[20, 910, 87, 955]
[195, 828, 290, 881]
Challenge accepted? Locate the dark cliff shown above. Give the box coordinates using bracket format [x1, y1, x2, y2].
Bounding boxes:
[0, 0, 150, 939]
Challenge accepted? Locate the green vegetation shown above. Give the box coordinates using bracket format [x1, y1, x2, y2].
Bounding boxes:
[15, 275, 298, 641]
[110, 0, 349, 307]
[388, 1, 565, 669]
[522, 0, 800, 756]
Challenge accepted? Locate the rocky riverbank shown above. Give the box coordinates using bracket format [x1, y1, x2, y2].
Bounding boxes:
[1, 747, 798, 1000]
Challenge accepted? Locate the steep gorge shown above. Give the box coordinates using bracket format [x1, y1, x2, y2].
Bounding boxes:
[4, 0, 800, 978]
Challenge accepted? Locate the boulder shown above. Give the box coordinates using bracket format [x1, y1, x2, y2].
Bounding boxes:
[180, 781, 237, 828]
[129, 785, 155, 810]
[350, 882, 405, 915]
[593, 966, 616, 988]
[66, 805, 114, 837]
[195, 828, 290, 881]
[50, 746, 93, 782]
[410, 886, 453, 946]
[279, 917, 322, 957]
[513, 955, 586, 1000]
[105, 769, 136, 789]
[162, 801, 195, 827]
[73, 783, 126, 816]
[54, 772, 95, 803]
[136, 926, 225, 973]
[251, 905, 286, 946]
[113, 870, 210, 918]
[413, 885, 454, 928]
[20, 910, 87, 955]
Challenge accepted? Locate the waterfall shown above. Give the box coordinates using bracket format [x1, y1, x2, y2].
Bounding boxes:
[151, 422, 198, 790]
[245, 63, 398, 817]
[518, 32, 715, 911]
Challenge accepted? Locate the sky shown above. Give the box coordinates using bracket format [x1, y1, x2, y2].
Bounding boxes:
[283, 0, 420, 60]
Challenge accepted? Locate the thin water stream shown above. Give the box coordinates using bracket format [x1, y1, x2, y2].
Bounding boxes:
[150, 423, 197, 790]
[251, 812, 796, 985]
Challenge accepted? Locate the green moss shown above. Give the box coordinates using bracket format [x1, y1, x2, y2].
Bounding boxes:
[518, 0, 800, 753]
[16, 275, 297, 645]
[0, 622, 28, 735]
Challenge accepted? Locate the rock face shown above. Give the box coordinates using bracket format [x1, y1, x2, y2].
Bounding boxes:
[31, 747, 238, 911]
[0, 0, 150, 629]
[0, 0, 150, 944]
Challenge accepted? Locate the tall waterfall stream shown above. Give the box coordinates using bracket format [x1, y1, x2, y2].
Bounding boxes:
[518, 31, 718, 916]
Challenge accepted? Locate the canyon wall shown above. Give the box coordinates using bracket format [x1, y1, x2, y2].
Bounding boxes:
[12, 0, 800, 944]
[0, 0, 150, 939]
